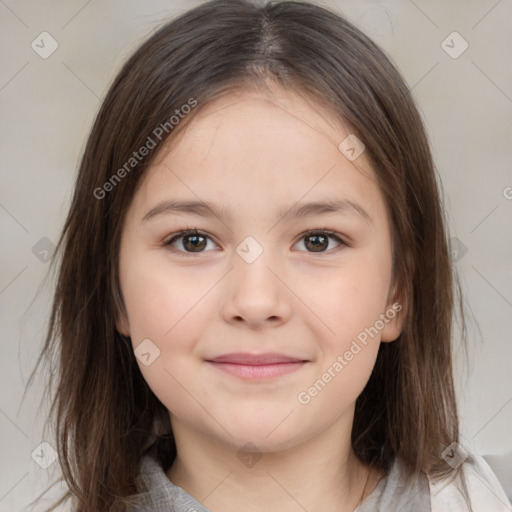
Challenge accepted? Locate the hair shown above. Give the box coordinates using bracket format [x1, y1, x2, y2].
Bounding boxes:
[26, 0, 471, 510]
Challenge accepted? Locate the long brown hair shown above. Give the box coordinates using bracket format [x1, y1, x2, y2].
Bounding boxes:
[27, 0, 469, 510]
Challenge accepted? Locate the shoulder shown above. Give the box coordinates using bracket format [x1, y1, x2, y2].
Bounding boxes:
[358, 453, 511, 512]
[126, 451, 210, 512]
[429, 453, 512, 512]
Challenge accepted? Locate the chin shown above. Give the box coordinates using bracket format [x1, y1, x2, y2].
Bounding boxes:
[206, 415, 311, 454]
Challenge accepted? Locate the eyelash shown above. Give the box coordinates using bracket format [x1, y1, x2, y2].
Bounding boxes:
[163, 228, 348, 256]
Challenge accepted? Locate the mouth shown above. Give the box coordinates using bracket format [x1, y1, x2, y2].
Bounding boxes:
[205, 352, 309, 380]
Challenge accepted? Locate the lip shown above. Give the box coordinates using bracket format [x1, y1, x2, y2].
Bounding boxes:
[205, 352, 309, 380]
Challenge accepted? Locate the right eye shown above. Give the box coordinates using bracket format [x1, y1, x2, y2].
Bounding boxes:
[163, 229, 220, 254]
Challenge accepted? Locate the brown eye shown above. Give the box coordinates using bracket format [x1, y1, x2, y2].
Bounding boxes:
[181, 233, 207, 252]
[295, 230, 346, 253]
[165, 230, 217, 253]
[305, 233, 329, 252]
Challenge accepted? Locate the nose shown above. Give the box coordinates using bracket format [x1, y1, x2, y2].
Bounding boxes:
[220, 249, 293, 329]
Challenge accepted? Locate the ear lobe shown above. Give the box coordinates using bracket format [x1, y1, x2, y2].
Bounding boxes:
[115, 311, 130, 338]
[380, 283, 407, 343]
[380, 303, 405, 342]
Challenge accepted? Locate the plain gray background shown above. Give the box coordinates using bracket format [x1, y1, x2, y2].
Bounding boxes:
[1, 0, 511, 510]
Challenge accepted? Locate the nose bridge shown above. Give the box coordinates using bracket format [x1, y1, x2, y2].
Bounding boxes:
[233, 234, 278, 288]
[235, 234, 267, 266]
[221, 233, 292, 325]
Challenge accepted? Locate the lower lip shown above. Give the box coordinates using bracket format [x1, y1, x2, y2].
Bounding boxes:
[207, 361, 306, 380]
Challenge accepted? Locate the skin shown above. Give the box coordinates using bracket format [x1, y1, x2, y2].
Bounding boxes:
[117, 85, 406, 512]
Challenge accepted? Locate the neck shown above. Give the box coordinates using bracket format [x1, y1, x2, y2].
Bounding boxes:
[166, 413, 382, 512]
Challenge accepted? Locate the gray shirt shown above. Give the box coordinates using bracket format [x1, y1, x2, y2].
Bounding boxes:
[72, 447, 509, 511]
[128, 451, 431, 511]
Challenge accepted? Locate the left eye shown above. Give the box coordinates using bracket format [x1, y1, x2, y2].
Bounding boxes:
[293, 230, 346, 253]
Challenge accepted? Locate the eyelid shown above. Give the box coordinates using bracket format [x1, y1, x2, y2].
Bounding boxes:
[295, 228, 348, 245]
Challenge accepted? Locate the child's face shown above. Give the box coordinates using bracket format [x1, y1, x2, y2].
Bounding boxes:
[117, 87, 403, 452]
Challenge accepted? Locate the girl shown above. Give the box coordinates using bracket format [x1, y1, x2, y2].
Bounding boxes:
[28, 0, 510, 511]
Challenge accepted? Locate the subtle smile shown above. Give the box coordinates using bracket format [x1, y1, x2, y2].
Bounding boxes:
[205, 353, 309, 380]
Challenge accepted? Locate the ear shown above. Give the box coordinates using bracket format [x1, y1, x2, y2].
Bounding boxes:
[380, 280, 407, 343]
[115, 310, 130, 338]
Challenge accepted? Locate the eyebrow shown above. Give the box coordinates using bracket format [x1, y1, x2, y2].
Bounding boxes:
[141, 198, 373, 225]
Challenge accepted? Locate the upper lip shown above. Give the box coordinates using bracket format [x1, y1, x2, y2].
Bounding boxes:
[206, 353, 308, 365]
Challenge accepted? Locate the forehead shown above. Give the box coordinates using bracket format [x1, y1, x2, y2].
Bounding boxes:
[130, 87, 385, 225]
[163, 86, 369, 169]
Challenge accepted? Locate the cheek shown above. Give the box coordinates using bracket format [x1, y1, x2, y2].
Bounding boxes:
[297, 263, 387, 413]
[311, 253, 392, 350]
[121, 253, 213, 341]
[296, 342, 379, 428]
[121, 255, 213, 408]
